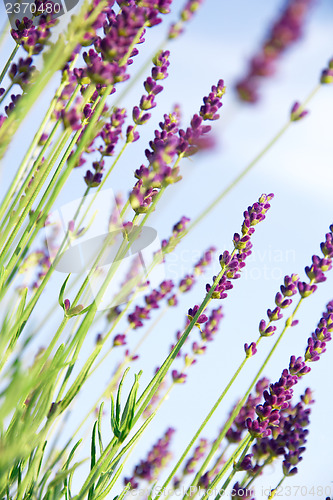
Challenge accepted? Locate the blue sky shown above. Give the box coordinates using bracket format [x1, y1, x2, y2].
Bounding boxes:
[1, 0, 333, 496]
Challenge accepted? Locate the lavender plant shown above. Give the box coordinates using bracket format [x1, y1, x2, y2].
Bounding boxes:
[0, 1, 332, 499]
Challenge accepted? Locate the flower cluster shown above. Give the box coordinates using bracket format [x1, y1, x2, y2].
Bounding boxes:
[130, 107, 182, 214]
[11, 3, 58, 56]
[298, 226, 333, 297]
[130, 80, 225, 214]
[84, 107, 127, 187]
[320, 58, 333, 84]
[168, 0, 204, 39]
[83, 1, 171, 87]
[304, 300, 333, 362]
[174, 438, 208, 488]
[125, 427, 175, 488]
[205, 194, 274, 302]
[130, 50, 170, 131]
[235, 0, 313, 102]
[179, 79, 226, 157]
[252, 389, 314, 478]
[9, 57, 37, 90]
[259, 273, 299, 338]
[127, 280, 174, 329]
[162, 215, 190, 254]
[226, 378, 270, 444]
[247, 298, 333, 448]
[246, 370, 299, 439]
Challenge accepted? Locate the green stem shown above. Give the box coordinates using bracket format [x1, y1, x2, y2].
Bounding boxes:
[154, 351, 248, 500]
[0, 21, 10, 51]
[0, 82, 14, 105]
[0, 0, 109, 159]
[133, 249, 236, 429]
[0, 44, 19, 85]
[0, 86, 97, 295]
[0, 129, 71, 263]
[268, 476, 286, 499]
[187, 85, 321, 235]
[0, 71, 80, 226]
[212, 436, 254, 500]
[185, 295, 306, 495]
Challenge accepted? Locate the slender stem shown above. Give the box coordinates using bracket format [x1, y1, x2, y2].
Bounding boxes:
[268, 476, 286, 499]
[200, 436, 251, 500]
[0, 82, 14, 105]
[0, 71, 80, 225]
[0, 130, 71, 269]
[112, 39, 166, 108]
[0, 86, 97, 295]
[212, 436, 254, 500]
[0, 44, 19, 85]
[154, 351, 248, 500]
[0, 21, 10, 50]
[185, 295, 306, 495]
[188, 85, 321, 235]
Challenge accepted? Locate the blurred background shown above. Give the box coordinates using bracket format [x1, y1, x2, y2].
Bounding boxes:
[1, 0, 333, 496]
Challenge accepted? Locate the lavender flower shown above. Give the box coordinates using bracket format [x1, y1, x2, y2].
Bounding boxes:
[258, 274, 299, 338]
[168, 0, 205, 39]
[304, 300, 333, 362]
[290, 101, 309, 121]
[125, 427, 175, 487]
[161, 215, 190, 253]
[320, 58, 333, 84]
[9, 57, 37, 90]
[226, 378, 269, 444]
[298, 226, 333, 297]
[236, 0, 314, 103]
[206, 194, 274, 300]
[11, 3, 58, 56]
[131, 50, 170, 130]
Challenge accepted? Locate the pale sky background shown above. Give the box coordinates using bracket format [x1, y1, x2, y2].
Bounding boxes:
[1, 0, 333, 497]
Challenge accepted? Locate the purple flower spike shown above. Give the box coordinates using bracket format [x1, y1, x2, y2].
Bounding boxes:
[126, 426, 174, 487]
[304, 301, 333, 362]
[9, 57, 37, 90]
[182, 438, 208, 476]
[168, 0, 204, 39]
[235, 0, 314, 103]
[62, 103, 83, 131]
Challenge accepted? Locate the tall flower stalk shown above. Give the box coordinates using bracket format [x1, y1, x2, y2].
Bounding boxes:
[0, 2, 332, 499]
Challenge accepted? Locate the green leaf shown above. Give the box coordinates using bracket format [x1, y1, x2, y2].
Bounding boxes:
[48, 459, 86, 489]
[59, 274, 71, 310]
[119, 371, 142, 440]
[110, 394, 120, 438]
[88, 422, 98, 500]
[116, 368, 130, 426]
[97, 403, 104, 455]
[64, 439, 82, 500]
